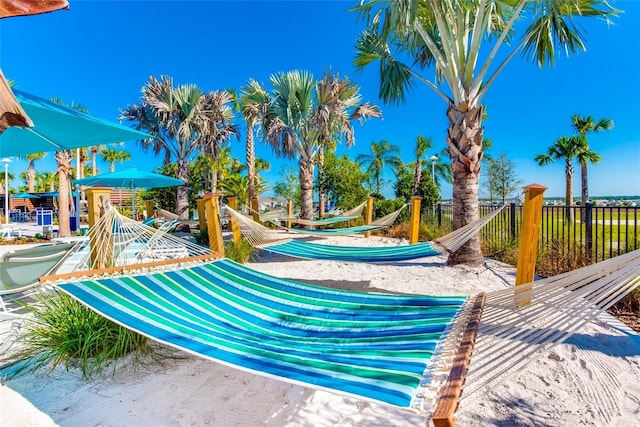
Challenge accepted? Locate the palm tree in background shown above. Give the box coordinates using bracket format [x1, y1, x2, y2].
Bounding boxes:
[0, 171, 15, 194]
[235, 80, 270, 201]
[535, 136, 584, 222]
[412, 136, 432, 196]
[121, 76, 239, 220]
[260, 70, 381, 219]
[99, 147, 131, 172]
[49, 97, 88, 237]
[19, 152, 46, 192]
[571, 115, 613, 206]
[36, 171, 57, 192]
[356, 140, 403, 196]
[353, 0, 618, 266]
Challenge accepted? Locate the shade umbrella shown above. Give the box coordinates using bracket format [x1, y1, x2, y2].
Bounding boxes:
[11, 192, 39, 199]
[74, 168, 184, 218]
[0, 90, 151, 157]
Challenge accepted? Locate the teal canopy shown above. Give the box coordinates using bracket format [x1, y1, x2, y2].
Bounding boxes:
[0, 90, 151, 157]
[10, 192, 39, 199]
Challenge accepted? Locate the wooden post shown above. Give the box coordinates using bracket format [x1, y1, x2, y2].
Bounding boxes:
[203, 193, 224, 256]
[227, 196, 242, 243]
[86, 187, 113, 269]
[409, 196, 422, 244]
[250, 197, 260, 223]
[144, 199, 154, 219]
[196, 198, 206, 233]
[364, 196, 374, 237]
[515, 184, 547, 305]
[287, 198, 293, 228]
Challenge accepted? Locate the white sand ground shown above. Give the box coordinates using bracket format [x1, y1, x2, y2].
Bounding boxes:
[1, 234, 639, 426]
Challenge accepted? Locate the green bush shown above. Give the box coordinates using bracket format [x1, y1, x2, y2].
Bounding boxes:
[193, 230, 209, 246]
[18, 293, 149, 379]
[225, 239, 254, 264]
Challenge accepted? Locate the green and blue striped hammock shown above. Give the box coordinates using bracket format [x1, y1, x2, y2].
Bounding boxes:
[56, 259, 467, 409]
[259, 240, 441, 262]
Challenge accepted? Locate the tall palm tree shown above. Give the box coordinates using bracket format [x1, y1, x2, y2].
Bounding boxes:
[261, 70, 381, 219]
[412, 136, 432, 196]
[19, 152, 46, 192]
[99, 147, 131, 172]
[356, 140, 403, 195]
[353, 0, 618, 266]
[571, 115, 613, 206]
[121, 75, 239, 220]
[535, 136, 583, 222]
[236, 80, 270, 201]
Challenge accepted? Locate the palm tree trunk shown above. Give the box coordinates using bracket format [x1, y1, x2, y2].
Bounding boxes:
[56, 150, 73, 238]
[176, 158, 190, 221]
[299, 159, 315, 220]
[580, 160, 588, 207]
[565, 161, 574, 223]
[27, 161, 36, 193]
[247, 122, 256, 200]
[446, 105, 484, 266]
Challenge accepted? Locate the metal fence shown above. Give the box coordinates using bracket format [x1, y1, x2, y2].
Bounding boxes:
[424, 202, 640, 271]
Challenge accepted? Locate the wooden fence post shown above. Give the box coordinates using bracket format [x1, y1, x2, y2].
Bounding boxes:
[287, 199, 293, 229]
[86, 188, 113, 269]
[144, 199, 154, 219]
[585, 202, 593, 260]
[515, 184, 547, 305]
[365, 196, 374, 238]
[409, 196, 422, 244]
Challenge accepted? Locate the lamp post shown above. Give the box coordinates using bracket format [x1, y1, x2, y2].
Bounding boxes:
[429, 155, 438, 181]
[2, 158, 11, 226]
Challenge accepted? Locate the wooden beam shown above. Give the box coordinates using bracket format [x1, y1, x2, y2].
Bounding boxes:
[409, 196, 422, 244]
[227, 196, 242, 243]
[432, 293, 486, 427]
[365, 196, 374, 238]
[515, 184, 547, 306]
[204, 193, 224, 256]
[39, 254, 221, 283]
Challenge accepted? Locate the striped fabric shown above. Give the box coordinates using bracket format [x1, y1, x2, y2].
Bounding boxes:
[57, 259, 466, 408]
[262, 240, 441, 263]
[288, 224, 384, 235]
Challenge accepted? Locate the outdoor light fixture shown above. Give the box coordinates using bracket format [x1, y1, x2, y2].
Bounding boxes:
[429, 155, 438, 181]
[2, 158, 12, 226]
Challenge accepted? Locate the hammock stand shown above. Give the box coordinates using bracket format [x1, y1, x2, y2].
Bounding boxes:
[223, 204, 506, 263]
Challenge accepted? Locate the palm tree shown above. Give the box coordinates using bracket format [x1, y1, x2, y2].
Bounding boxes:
[261, 70, 381, 219]
[412, 136, 432, 196]
[356, 140, 403, 195]
[535, 136, 583, 222]
[99, 147, 131, 172]
[236, 80, 270, 202]
[36, 171, 57, 192]
[89, 145, 105, 175]
[49, 97, 88, 237]
[353, 0, 618, 266]
[571, 115, 613, 207]
[19, 152, 46, 192]
[121, 75, 239, 220]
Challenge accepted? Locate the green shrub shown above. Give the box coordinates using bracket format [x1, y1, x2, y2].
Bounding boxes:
[193, 230, 209, 246]
[225, 239, 254, 264]
[18, 293, 149, 379]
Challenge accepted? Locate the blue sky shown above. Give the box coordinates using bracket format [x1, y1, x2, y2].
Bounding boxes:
[0, 0, 638, 199]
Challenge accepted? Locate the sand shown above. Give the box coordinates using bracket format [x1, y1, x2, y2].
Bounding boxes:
[1, 234, 639, 426]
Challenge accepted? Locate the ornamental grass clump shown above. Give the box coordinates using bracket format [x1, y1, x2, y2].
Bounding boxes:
[19, 292, 149, 379]
[224, 238, 254, 264]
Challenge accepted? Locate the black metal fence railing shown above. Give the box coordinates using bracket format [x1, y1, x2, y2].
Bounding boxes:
[423, 202, 640, 272]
